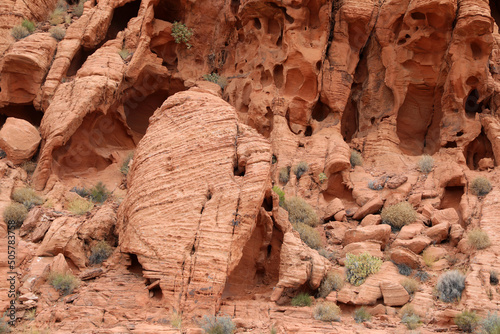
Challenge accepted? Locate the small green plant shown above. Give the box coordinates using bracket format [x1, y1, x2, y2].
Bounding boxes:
[483, 312, 500, 334]
[11, 25, 30, 40]
[89, 241, 113, 265]
[71, 186, 90, 198]
[89, 182, 109, 203]
[48, 271, 79, 296]
[121, 152, 133, 175]
[292, 161, 309, 179]
[3, 202, 28, 228]
[49, 8, 65, 25]
[200, 315, 235, 334]
[293, 223, 322, 249]
[354, 307, 371, 323]
[171, 311, 182, 329]
[400, 278, 419, 295]
[12, 187, 44, 209]
[401, 313, 421, 330]
[279, 167, 290, 184]
[24, 308, 36, 320]
[272, 185, 285, 207]
[397, 263, 412, 276]
[380, 202, 416, 229]
[345, 252, 382, 286]
[415, 270, 429, 282]
[171, 21, 193, 49]
[418, 154, 434, 174]
[318, 271, 344, 298]
[67, 197, 93, 215]
[313, 302, 341, 322]
[318, 172, 327, 183]
[467, 228, 491, 250]
[470, 176, 492, 196]
[283, 196, 318, 226]
[490, 270, 499, 285]
[455, 310, 480, 333]
[350, 150, 363, 167]
[291, 292, 311, 307]
[21, 161, 37, 174]
[436, 270, 465, 303]
[50, 26, 65, 41]
[118, 48, 130, 60]
[21, 19, 36, 33]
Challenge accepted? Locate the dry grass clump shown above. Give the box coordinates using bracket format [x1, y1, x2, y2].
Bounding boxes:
[381, 202, 416, 229]
[418, 154, 434, 174]
[12, 187, 43, 209]
[467, 228, 491, 250]
[3, 202, 28, 228]
[11, 25, 30, 40]
[350, 150, 363, 167]
[283, 196, 318, 226]
[49, 8, 65, 25]
[345, 252, 382, 286]
[313, 302, 341, 322]
[318, 271, 344, 298]
[291, 293, 311, 307]
[50, 26, 66, 41]
[292, 161, 309, 179]
[400, 277, 419, 295]
[89, 241, 113, 265]
[279, 167, 290, 184]
[470, 176, 492, 196]
[436, 270, 465, 303]
[454, 310, 480, 333]
[48, 271, 79, 296]
[67, 197, 93, 215]
[293, 223, 322, 250]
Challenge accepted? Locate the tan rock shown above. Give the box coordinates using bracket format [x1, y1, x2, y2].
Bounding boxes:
[19, 207, 43, 237]
[380, 281, 409, 306]
[478, 158, 494, 170]
[449, 223, 465, 246]
[397, 223, 425, 240]
[324, 221, 349, 244]
[431, 208, 459, 226]
[322, 198, 344, 220]
[341, 242, 383, 261]
[391, 235, 432, 254]
[386, 175, 408, 189]
[343, 224, 391, 248]
[389, 247, 421, 269]
[0, 118, 41, 164]
[50, 253, 71, 275]
[352, 196, 384, 220]
[425, 222, 450, 243]
[360, 214, 381, 226]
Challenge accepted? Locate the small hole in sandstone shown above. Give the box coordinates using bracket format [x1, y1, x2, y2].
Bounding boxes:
[298, 143, 304, 148]
[457, 131, 464, 137]
[127, 254, 143, 275]
[316, 61, 322, 71]
[304, 126, 313, 137]
[234, 164, 246, 176]
[444, 141, 457, 148]
[267, 245, 272, 257]
[405, 34, 410, 38]
[471, 42, 482, 60]
[150, 283, 163, 300]
[254, 18, 262, 29]
[370, 117, 375, 125]
[411, 12, 426, 20]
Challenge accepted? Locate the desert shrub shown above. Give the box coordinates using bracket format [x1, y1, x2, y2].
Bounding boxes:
[71, 186, 89, 198]
[118, 48, 130, 60]
[418, 154, 434, 174]
[24, 308, 36, 320]
[483, 312, 500, 334]
[401, 278, 419, 295]
[50, 27, 65, 41]
[397, 263, 412, 276]
[455, 310, 480, 333]
[467, 228, 491, 250]
[318, 248, 336, 261]
[21, 19, 36, 33]
[313, 302, 341, 322]
[381, 202, 416, 229]
[368, 180, 383, 190]
[350, 150, 363, 167]
[318, 271, 344, 298]
[319, 172, 327, 183]
[415, 270, 429, 282]
[272, 186, 285, 207]
[171, 311, 182, 329]
[11, 25, 29, 40]
[21, 161, 37, 174]
[400, 304, 416, 318]
[73, 0, 87, 16]
[121, 152, 133, 175]
[89, 182, 109, 203]
[471, 176, 492, 196]
[423, 250, 437, 267]
[490, 270, 499, 286]
[3, 203, 28, 228]
[345, 252, 382, 286]
[12, 187, 44, 209]
[291, 293, 311, 307]
[283, 196, 318, 226]
[279, 167, 290, 184]
[401, 313, 421, 330]
[0, 318, 9, 333]
[200, 315, 235, 334]
[67, 197, 93, 215]
[202, 73, 227, 89]
[354, 307, 371, 323]
[49, 8, 65, 25]
[292, 161, 309, 179]
[171, 22, 193, 48]
[89, 241, 113, 265]
[436, 270, 465, 303]
[293, 223, 322, 249]
[48, 272, 79, 296]
[270, 327, 277, 334]
[0, 150, 6, 159]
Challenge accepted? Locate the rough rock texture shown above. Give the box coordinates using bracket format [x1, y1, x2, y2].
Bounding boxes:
[0, 118, 41, 164]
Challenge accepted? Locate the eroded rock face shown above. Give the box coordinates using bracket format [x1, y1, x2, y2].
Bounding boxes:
[0, 117, 41, 164]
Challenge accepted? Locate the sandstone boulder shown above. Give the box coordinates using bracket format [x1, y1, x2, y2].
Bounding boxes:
[352, 196, 384, 220]
[380, 281, 409, 306]
[0, 118, 41, 164]
[389, 247, 421, 269]
[425, 222, 450, 243]
[431, 208, 459, 226]
[343, 224, 391, 248]
[392, 235, 432, 254]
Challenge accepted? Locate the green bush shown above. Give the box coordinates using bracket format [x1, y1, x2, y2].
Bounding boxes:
[490, 270, 499, 285]
[397, 263, 412, 276]
[467, 228, 491, 250]
[455, 310, 480, 333]
[279, 167, 290, 184]
[319, 172, 327, 183]
[283, 196, 318, 226]
[89, 241, 113, 265]
[350, 150, 363, 167]
[292, 161, 308, 179]
[345, 252, 382, 286]
[171, 21, 193, 49]
[49, 8, 65, 25]
[415, 270, 429, 282]
[21, 19, 36, 33]
[118, 48, 130, 60]
[272, 185, 285, 207]
[401, 313, 420, 330]
[293, 223, 322, 249]
[50, 26, 65, 41]
[3, 203, 28, 228]
[400, 278, 419, 295]
[200, 315, 235, 334]
[121, 152, 133, 175]
[380, 202, 416, 229]
[12, 187, 44, 209]
[354, 307, 371, 323]
[436, 270, 465, 302]
[313, 302, 341, 322]
[471, 176, 492, 196]
[48, 272, 79, 296]
[483, 312, 500, 334]
[291, 292, 311, 307]
[90, 182, 109, 203]
[11, 25, 29, 40]
[318, 271, 344, 298]
[67, 197, 93, 215]
[418, 154, 434, 174]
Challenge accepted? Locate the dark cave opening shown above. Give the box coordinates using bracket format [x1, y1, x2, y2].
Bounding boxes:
[154, 0, 183, 22]
[128, 253, 144, 275]
[311, 99, 331, 122]
[124, 90, 170, 137]
[107, 0, 141, 40]
[465, 127, 495, 170]
[440, 185, 464, 225]
[490, 0, 500, 33]
[0, 105, 43, 127]
[341, 94, 358, 143]
[66, 47, 96, 77]
[464, 89, 482, 118]
[323, 172, 354, 203]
